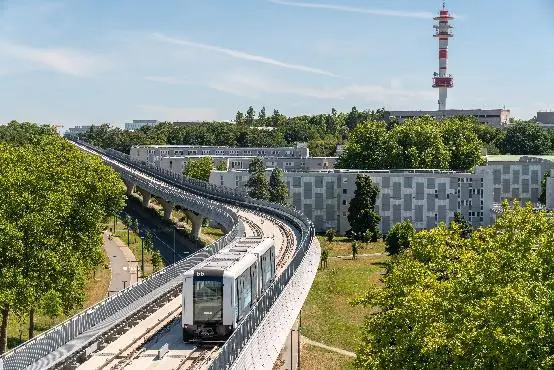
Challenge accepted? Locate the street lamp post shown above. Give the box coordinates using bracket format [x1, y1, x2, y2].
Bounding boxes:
[140, 235, 145, 276]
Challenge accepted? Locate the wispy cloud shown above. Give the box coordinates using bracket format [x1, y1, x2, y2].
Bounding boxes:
[269, 0, 434, 19]
[149, 32, 341, 78]
[209, 73, 435, 102]
[143, 76, 186, 85]
[0, 41, 105, 77]
[137, 104, 220, 121]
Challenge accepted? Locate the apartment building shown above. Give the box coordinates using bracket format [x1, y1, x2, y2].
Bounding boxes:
[124, 120, 159, 131]
[67, 125, 93, 137]
[210, 168, 493, 234]
[159, 155, 336, 173]
[387, 109, 511, 126]
[485, 155, 554, 204]
[130, 143, 311, 166]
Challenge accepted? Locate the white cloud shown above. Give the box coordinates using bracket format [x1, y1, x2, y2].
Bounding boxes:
[269, 0, 434, 19]
[209, 73, 435, 103]
[149, 32, 341, 78]
[143, 76, 185, 85]
[0, 41, 105, 77]
[136, 104, 220, 121]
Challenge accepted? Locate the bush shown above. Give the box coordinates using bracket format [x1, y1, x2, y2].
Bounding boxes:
[385, 220, 415, 255]
[325, 228, 336, 242]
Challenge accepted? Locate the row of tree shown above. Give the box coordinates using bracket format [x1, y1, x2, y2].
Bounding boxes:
[75, 108, 553, 166]
[74, 107, 389, 158]
[0, 122, 125, 353]
[338, 116, 486, 171]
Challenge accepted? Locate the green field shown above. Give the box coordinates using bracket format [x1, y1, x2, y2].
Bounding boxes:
[301, 254, 386, 353]
[317, 235, 385, 257]
[300, 344, 356, 370]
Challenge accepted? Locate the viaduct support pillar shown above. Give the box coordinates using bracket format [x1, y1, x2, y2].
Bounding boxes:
[123, 179, 134, 197]
[185, 211, 203, 241]
[158, 199, 174, 221]
[137, 187, 151, 208]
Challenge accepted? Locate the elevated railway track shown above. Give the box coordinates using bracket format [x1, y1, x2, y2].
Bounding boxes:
[0, 141, 320, 370]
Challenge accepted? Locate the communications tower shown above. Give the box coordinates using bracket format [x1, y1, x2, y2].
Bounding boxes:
[432, 2, 454, 111]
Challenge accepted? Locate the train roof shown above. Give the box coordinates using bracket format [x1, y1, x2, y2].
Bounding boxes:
[184, 237, 273, 278]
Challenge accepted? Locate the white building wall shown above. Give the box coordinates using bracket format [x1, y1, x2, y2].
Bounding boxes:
[210, 170, 492, 235]
[486, 158, 552, 205]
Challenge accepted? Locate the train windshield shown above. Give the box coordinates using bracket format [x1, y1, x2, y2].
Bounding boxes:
[193, 279, 223, 322]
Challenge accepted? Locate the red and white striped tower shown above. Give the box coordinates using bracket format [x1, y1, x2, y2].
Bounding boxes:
[432, 1, 454, 111]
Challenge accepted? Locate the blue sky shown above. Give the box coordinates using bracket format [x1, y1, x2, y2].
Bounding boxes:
[1, 0, 553, 129]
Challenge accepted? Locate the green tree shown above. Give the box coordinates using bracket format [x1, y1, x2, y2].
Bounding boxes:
[500, 121, 551, 155]
[246, 158, 270, 200]
[151, 250, 163, 272]
[235, 111, 244, 125]
[0, 123, 125, 345]
[258, 106, 266, 126]
[385, 220, 415, 255]
[354, 202, 554, 369]
[325, 228, 336, 242]
[268, 168, 289, 204]
[440, 117, 485, 170]
[539, 170, 550, 205]
[347, 175, 381, 241]
[216, 161, 227, 171]
[337, 120, 393, 169]
[183, 156, 214, 182]
[246, 106, 256, 126]
[389, 116, 450, 169]
[144, 232, 154, 253]
[132, 218, 140, 242]
[450, 211, 473, 238]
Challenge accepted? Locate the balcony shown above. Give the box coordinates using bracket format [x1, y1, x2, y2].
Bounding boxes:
[432, 77, 454, 88]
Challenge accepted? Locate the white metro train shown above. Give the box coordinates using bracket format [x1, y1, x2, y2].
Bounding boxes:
[182, 237, 276, 340]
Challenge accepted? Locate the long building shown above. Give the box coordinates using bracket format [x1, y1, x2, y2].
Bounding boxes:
[387, 109, 511, 126]
[211, 168, 493, 234]
[130, 143, 311, 166]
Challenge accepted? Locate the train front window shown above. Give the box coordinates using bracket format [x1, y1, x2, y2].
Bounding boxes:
[193, 279, 223, 322]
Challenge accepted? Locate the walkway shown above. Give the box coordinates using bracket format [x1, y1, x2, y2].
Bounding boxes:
[103, 231, 139, 294]
[329, 252, 384, 259]
[300, 335, 356, 358]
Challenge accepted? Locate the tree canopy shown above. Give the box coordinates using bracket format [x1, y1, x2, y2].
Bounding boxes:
[347, 175, 381, 241]
[339, 116, 486, 171]
[247, 158, 270, 200]
[0, 122, 125, 352]
[500, 121, 551, 155]
[385, 220, 415, 255]
[268, 168, 289, 205]
[182, 156, 214, 182]
[354, 202, 554, 369]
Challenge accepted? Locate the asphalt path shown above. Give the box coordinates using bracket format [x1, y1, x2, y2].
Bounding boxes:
[120, 198, 203, 265]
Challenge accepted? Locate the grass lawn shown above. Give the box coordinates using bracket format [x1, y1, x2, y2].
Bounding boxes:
[6, 250, 111, 350]
[301, 254, 387, 352]
[317, 235, 385, 257]
[300, 344, 356, 370]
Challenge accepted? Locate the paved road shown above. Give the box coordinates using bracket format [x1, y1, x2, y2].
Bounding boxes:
[121, 198, 202, 265]
[103, 231, 139, 293]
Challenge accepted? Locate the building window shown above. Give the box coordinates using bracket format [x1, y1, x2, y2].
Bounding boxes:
[342, 200, 347, 205]
[342, 189, 347, 194]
